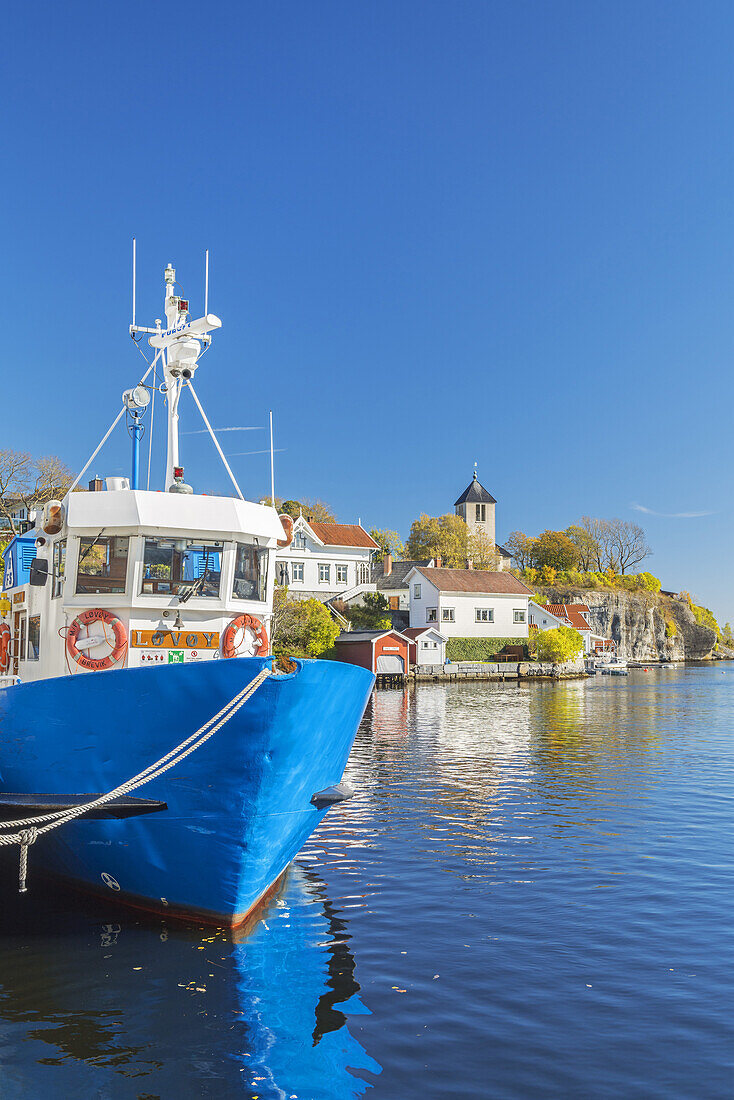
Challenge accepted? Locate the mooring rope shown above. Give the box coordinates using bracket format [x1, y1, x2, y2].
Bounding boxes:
[0, 667, 271, 892]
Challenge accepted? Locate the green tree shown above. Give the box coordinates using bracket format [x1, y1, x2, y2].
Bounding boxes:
[275, 498, 337, 523]
[405, 513, 468, 566]
[530, 625, 583, 663]
[529, 530, 581, 572]
[565, 524, 599, 571]
[369, 528, 405, 559]
[467, 527, 501, 570]
[271, 589, 340, 657]
[347, 593, 392, 630]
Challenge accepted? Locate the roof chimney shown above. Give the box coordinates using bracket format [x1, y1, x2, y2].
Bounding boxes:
[88, 476, 104, 492]
[466, 558, 473, 570]
[383, 553, 392, 576]
[435, 555, 442, 568]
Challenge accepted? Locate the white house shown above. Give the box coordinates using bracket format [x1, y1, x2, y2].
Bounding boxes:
[528, 601, 566, 632]
[275, 516, 378, 601]
[405, 566, 533, 638]
[534, 601, 614, 656]
[403, 626, 447, 667]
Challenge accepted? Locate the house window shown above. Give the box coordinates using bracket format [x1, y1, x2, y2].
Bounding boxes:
[442, 608, 455, 622]
[421, 640, 429, 649]
[27, 615, 40, 660]
[336, 564, 348, 584]
[140, 538, 222, 598]
[513, 609, 526, 624]
[413, 583, 421, 599]
[292, 562, 304, 582]
[475, 504, 486, 522]
[475, 608, 494, 622]
[319, 564, 330, 583]
[358, 562, 370, 584]
[426, 608, 437, 623]
[77, 535, 130, 595]
[293, 533, 307, 549]
[233, 543, 268, 601]
[277, 562, 289, 586]
[52, 539, 66, 598]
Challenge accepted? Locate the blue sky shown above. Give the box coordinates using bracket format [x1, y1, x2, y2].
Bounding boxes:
[3, 1, 734, 621]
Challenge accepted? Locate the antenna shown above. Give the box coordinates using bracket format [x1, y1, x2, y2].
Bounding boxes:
[204, 249, 209, 315]
[269, 410, 275, 507]
[132, 237, 137, 328]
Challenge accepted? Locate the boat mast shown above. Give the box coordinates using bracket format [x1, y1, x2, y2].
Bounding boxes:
[129, 261, 222, 491]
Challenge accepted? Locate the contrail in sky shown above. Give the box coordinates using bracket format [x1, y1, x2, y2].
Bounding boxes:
[631, 503, 715, 519]
[183, 426, 262, 434]
[227, 448, 287, 457]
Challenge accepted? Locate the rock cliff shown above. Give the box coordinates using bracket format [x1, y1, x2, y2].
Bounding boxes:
[541, 588, 717, 661]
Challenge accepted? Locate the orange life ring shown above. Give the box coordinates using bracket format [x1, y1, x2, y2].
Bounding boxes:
[0, 622, 10, 673]
[222, 614, 270, 659]
[66, 609, 127, 671]
[277, 514, 294, 548]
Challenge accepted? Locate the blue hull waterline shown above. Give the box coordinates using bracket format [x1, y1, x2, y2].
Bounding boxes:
[0, 657, 374, 925]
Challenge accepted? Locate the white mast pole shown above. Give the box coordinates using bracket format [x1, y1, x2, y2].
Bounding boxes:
[269, 410, 275, 507]
[204, 249, 209, 316]
[188, 382, 245, 500]
[132, 237, 136, 328]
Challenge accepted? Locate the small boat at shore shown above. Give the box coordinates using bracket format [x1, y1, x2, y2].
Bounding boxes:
[0, 259, 373, 927]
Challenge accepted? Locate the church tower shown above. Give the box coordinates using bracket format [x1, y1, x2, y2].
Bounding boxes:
[454, 470, 496, 546]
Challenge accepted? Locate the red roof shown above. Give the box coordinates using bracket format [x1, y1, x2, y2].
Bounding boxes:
[403, 627, 444, 640]
[542, 603, 591, 632]
[415, 567, 533, 595]
[308, 522, 379, 549]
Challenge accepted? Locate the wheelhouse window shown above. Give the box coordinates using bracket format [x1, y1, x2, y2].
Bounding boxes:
[233, 543, 268, 601]
[140, 538, 222, 598]
[27, 615, 40, 660]
[52, 540, 66, 598]
[76, 535, 129, 594]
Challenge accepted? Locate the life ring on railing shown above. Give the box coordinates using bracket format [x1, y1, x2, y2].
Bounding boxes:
[277, 514, 294, 548]
[66, 609, 127, 671]
[222, 614, 270, 659]
[0, 623, 10, 673]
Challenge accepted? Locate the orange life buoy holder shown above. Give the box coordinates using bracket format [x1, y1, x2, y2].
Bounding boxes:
[0, 622, 10, 673]
[277, 514, 294, 548]
[66, 609, 127, 671]
[221, 614, 270, 659]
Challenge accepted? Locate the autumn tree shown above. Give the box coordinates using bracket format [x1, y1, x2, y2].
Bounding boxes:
[530, 625, 584, 663]
[565, 524, 599, 571]
[369, 528, 405, 559]
[276, 497, 337, 523]
[606, 518, 651, 574]
[405, 513, 468, 567]
[528, 530, 580, 572]
[271, 588, 339, 657]
[0, 450, 74, 535]
[468, 527, 501, 570]
[504, 531, 535, 570]
[347, 593, 392, 630]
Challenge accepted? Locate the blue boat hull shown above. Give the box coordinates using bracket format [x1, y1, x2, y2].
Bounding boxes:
[0, 657, 374, 925]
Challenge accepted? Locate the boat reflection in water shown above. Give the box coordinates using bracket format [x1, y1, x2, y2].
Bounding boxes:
[0, 862, 379, 1099]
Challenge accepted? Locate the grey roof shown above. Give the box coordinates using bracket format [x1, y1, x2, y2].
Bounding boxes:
[372, 559, 431, 590]
[454, 471, 497, 507]
[335, 630, 406, 643]
[496, 544, 512, 558]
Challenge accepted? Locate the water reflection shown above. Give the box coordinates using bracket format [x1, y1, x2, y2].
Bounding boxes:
[0, 864, 379, 1099]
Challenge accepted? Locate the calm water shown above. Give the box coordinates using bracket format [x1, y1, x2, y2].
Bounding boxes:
[0, 665, 733, 1098]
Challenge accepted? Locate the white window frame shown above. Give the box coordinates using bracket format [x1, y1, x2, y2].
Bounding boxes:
[475, 608, 494, 622]
[318, 563, 331, 584]
[413, 583, 421, 599]
[292, 562, 304, 582]
[442, 607, 455, 623]
[336, 564, 348, 584]
[513, 609, 526, 624]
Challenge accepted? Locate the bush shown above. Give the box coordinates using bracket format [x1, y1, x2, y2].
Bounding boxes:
[346, 592, 391, 630]
[272, 589, 340, 657]
[528, 625, 584, 663]
[446, 637, 528, 662]
[665, 617, 677, 638]
[691, 603, 718, 635]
